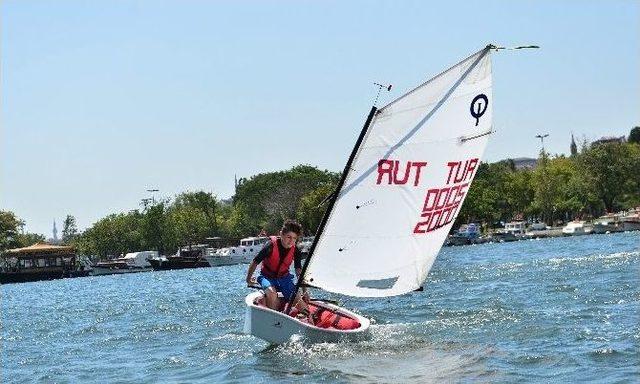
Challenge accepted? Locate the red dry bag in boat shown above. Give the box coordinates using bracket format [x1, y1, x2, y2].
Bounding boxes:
[314, 308, 360, 330]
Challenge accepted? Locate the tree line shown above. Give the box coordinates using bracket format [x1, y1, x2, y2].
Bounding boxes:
[456, 139, 639, 229]
[2, 128, 638, 258]
[0, 165, 339, 258]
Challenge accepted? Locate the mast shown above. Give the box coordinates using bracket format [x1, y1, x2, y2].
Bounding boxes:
[286, 106, 378, 313]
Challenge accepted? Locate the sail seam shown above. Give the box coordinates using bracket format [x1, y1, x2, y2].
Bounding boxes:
[379, 87, 493, 117]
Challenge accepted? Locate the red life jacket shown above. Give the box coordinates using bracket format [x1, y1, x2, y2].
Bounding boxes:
[260, 236, 295, 278]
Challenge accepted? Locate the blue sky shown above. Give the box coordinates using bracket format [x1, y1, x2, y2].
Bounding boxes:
[2, 0, 639, 237]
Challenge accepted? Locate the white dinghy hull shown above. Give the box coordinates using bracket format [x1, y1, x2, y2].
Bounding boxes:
[243, 291, 371, 344]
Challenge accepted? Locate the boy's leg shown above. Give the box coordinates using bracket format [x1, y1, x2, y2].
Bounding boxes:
[257, 275, 280, 310]
[278, 274, 309, 313]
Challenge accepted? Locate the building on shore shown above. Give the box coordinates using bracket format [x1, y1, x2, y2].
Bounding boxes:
[591, 136, 626, 147]
[510, 157, 538, 170]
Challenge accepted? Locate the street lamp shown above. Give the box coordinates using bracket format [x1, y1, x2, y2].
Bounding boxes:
[535, 134, 551, 224]
[146, 189, 159, 204]
[535, 134, 549, 152]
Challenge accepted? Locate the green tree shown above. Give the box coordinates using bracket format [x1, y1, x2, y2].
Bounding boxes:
[173, 191, 218, 237]
[220, 202, 256, 238]
[617, 142, 640, 208]
[629, 126, 640, 144]
[533, 156, 591, 222]
[16, 232, 46, 247]
[0, 211, 54, 250]
[72, 144, 640, 256]
[457, 163, 495, 226]
[529, 152, 592, 222]
[233, 165, 339, 234]
[77, 212, 143, 258]
[505, 168, 535, 219]
[577, 142, 638, 212]
[530, 151, 556, 223]
[141, 202, 168, 253]
[458, 161, 516, 226]
[62, 215, 78, 243]
[165, 205, 209, 250]
[298, 182, 337, 235]
[0, 210, 24, 251]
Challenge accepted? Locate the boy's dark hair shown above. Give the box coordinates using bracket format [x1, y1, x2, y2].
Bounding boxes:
[281, 219, 303, 236]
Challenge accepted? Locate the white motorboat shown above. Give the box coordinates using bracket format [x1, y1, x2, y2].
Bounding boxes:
[504, 221, 526, 235]
[91, 251, 155, 275]
[244, 44, 510, 344]
[562, 221, 593, 236]
[205, 237, 268, 266]
[204, 247, 241, 266]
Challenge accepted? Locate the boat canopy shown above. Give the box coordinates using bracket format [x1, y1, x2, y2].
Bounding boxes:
[5, 243, 75, 256]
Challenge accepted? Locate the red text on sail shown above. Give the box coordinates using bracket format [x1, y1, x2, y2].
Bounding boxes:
[413, 158, 479, 234]
[376, 160, 428, 186]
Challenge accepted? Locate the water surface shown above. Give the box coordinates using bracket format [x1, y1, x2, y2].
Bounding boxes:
[2, 232, 639, 383]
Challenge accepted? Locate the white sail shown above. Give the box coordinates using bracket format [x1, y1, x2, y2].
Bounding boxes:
[305, 47, 493, 297]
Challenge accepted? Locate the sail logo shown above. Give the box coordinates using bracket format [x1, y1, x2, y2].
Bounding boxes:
[470, 94, 488, 126]
[413, 158, 479, 234]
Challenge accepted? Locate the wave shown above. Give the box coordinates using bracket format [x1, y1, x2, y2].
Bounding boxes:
[547, 251, 639, 267]
[263, 331, 499, 383]
[588, 347, 625, 358]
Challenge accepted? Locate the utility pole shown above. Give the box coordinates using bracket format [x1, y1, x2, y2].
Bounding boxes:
[146, 189, 159, 204]
[535, 134, 549, 152]
[535, 134, 551, 226]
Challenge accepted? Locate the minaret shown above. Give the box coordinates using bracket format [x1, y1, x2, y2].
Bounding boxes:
[570, 133, 577, 157]
[53, 220, 59, 243]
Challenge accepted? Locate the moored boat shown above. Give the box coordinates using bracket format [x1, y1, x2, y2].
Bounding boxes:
[0, 243, 84, 284]
[446, 234, 471, 246]
[591, 215, 623, 234]
[504, 221, 526, 236]
[91, 251, 155, 276]
[491, 231, 520, 242]
[620, 208, 640, 231]
[446, 223, 480, 246]
[148, 245, 210, 270]
[204, 247, 242, 266]
[205, 237, 268, 266]
[562, 221, 593, 236]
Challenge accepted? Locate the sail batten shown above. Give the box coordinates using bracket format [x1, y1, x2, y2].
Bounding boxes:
[305, 47, 493, 298]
